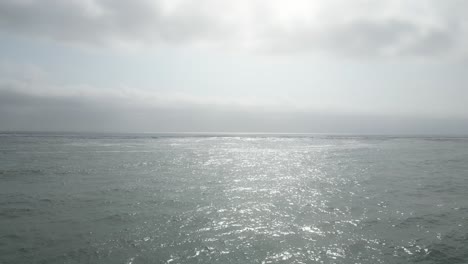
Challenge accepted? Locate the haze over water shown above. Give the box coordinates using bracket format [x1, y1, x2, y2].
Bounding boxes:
[1, 133, 467, 263]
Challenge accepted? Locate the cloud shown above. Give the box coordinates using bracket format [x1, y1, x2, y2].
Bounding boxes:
[274, 18, 456, 58]
[0, 0, 226, 48]
[0, 0, 467, 57]
[0, 61, 299, 114]
[2, 87, 467, 134]
[1, 65, 467, 134]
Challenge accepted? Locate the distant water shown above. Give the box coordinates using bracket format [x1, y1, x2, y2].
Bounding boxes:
[1, 133, 468, 264]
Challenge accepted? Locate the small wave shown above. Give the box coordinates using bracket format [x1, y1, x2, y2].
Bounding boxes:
[411, 231, 468, 263]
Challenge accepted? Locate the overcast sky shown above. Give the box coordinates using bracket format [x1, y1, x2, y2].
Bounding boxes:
[0, 0, 467, 134]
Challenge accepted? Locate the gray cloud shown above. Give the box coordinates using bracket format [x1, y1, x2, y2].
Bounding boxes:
[0, 0, 224, 47]
[1, 85, 467, 134]
[1, 58, 467, 134]
[0, 0, 466, 57]
[323, 19, 454, 57]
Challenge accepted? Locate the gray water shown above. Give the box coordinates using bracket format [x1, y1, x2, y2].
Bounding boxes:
[1, 133, 468, 264]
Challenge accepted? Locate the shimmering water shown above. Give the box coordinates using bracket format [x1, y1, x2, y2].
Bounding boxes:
[1, 133, 468, 264]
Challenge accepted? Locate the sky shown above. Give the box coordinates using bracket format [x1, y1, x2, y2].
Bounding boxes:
[0, 0, 467, 134]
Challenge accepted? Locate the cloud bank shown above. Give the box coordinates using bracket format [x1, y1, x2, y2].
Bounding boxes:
[0, 0, 467, 57]
[1, 66, 467, 134]
[2, 87, 467, 134]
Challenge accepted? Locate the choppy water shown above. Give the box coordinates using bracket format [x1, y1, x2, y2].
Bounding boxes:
[1, 133, 468, 264]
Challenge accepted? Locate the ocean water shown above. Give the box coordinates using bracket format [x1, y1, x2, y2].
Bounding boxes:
[1, 133, 468, 264]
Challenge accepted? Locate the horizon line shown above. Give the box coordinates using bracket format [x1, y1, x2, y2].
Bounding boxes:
[1, 130, 468, 137]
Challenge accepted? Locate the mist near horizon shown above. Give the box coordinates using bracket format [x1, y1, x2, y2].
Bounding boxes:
[0, 87, 467, 135]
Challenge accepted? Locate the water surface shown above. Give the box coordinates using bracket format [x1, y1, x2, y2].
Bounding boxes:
[1, 133, 468, 263]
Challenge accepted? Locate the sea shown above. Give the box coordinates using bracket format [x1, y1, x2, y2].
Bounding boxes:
[1, 132, 467, 264]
